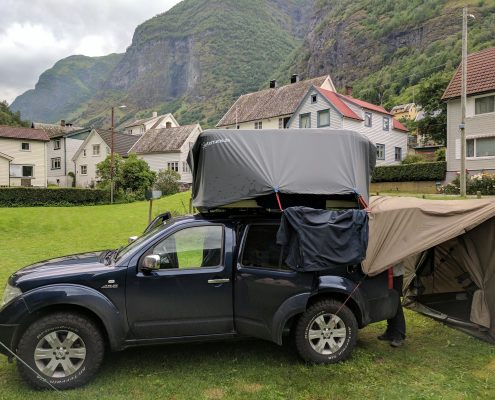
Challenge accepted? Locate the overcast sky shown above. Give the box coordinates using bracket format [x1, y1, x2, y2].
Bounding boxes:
[0, 0, 182, 104]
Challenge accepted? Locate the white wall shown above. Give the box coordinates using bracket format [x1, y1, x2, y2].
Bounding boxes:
[0, 157, 9, 186]
[286, 90, 343, 129]
[223, 114, 292, 130]
[0, 138, 47, 186]
[73, 132, 110, 188]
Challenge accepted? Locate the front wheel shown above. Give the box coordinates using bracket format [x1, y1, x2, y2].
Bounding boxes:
[17, 312, 105, 390]
[295, 300, 358, 364]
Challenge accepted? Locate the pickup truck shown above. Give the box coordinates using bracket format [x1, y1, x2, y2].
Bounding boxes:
[0, 212, 398, 389]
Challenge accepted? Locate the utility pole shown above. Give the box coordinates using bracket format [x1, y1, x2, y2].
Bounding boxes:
[110, 106, 115, 204]
[459, 6, 468, 196]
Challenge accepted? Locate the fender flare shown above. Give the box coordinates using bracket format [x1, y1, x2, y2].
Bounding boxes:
[20, 284, 128, 351]
[271, 292, 310, 345]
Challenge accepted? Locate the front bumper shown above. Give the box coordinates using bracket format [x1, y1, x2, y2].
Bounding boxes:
[0, 324, 20, 356]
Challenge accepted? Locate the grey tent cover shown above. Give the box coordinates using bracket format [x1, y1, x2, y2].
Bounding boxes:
[188, 129, 376, 209]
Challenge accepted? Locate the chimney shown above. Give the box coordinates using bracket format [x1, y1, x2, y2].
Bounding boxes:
[269, 80, 277, 89]
[152, 111, 157, 118]
[165, 122, 172, 128]
[291, 74, 299, 84]
[345, 85, 353, 96]
[60, 120, 66, 127]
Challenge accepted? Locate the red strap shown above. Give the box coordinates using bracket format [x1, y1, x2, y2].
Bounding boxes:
[275, 192, 283, 212]
[388, 267, 394, 289]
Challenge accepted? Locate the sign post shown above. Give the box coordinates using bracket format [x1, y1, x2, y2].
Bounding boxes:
[145, 190, 162, 224]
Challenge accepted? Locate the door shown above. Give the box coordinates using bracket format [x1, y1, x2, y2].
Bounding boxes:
[126, 223, 234, 339]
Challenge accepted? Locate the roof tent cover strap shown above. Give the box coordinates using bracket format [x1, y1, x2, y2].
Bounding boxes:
[187, 129, 376, 209]
[276, 207, 369, 272]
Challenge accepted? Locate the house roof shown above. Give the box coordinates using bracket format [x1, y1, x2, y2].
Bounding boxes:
[32, 122, 82, 139]
[216, 76, 331, 127]
[130, 124, 201, 154]
[443, 47, 495, 100]
[96, 130, 141, 156]
[392, 119, 409, 132]
[0, 125, 49, 141]
[391, 103, 416, 114]
[123, 113, 178, 129]
[315, 87, 363, 121]
[337, 93, 393, 116]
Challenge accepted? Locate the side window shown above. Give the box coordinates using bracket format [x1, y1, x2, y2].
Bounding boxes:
[241, 224, 290, 271]
[145, 225, 223, 270]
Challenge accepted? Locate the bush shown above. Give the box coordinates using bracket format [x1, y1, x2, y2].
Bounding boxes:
[435, 148, 446, 161]
[0, 187, 109, 207]
[401, 154, 426, 165]
[442, 172, 495, 195]
[371, 161, 446, 182]
[154, 169, 181, 195]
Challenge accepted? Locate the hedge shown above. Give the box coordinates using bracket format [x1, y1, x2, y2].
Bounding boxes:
[0, 187, 109, 207]
[371, 161, 446, 182]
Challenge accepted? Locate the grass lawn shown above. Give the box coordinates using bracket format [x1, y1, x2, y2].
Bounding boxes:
[0, 192, 494, 399]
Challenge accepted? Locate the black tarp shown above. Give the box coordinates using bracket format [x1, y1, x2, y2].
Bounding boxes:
[276, 207, 369, 271]
[188, 129, 376, 210]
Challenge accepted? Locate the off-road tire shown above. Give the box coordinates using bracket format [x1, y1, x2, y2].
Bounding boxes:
[17, 312, 105, 390]
[295, 300, 358, 364]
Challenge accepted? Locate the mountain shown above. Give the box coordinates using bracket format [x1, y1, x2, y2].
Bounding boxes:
[11, 54, 122, 123]
[10, 0, 495, 128]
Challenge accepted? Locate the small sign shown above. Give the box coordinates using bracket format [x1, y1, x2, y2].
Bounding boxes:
[145, 190, 162, 200]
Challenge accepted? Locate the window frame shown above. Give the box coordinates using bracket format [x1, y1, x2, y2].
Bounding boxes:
[311, 94, 318, 104]
[139, 224, 225, 272]
[167, 161, 179, 172]
[22, 165, 34, 177]
[238, 223, 293, 273]
[364, 112, 372, 127]
[182, 161, 190, 173]
[80, 165, 88, 175]
[54, 139, 61, 150]
[394, 146, 402, 162]
[317, 109, 330, 128]
[92, 144, 100, 156]
[466, 136, 495, 159]
[51, 157, 61, 170]
[376, 143, 385, 160]
[254, 121, 263, 129]
[383, 116, 390, 131]
[21, 142, 30, 151]
[475, 95, 495, 115]
[299, 113, 311, 129]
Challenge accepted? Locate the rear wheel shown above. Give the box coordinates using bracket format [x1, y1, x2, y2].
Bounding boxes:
[17, 312, 105, 390]
[295, 300, 357, 364]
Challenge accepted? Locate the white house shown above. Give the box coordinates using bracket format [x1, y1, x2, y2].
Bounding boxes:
[216, 75, 335, 130]
[72, 129, 140, 188]
[129, 124, 202, 184]
[123, 112, 179, 135]
[0, 125, 49, 187]
[442, 46, 495, 182]
[34, 121, 90, 187]
[287, 86, 409, 165]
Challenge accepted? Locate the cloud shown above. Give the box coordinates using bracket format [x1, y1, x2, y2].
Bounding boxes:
[0, 0, 182, 104]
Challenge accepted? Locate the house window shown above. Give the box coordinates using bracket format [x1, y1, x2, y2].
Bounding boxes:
[80, 165, 87, 175]
[383, 117, 390, 131]
[140, 126, 145, 134]
[317, 109, 330, 127]
[167, 162, 179, 172]
[467, 137, 495, 158]
[365, 112, 372, 127]
[182, 161, 190, 173]
[475, 95, 495, 115]
[83, 149, 87, 157]
[21, 142, 30, 151]
[54, 139, 61, 150]
[394, 147, 402, 162]
[51, 157, 61, 170]
[278, 117, 290, 129]
[300, 113, 311, 128]
[376, 143, 385, 160]
[311, 94, 318, 104]
[92, 144, 100, 156]
[254, 121, 263, 129]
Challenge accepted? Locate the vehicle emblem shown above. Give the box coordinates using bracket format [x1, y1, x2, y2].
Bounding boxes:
[101, 279, 119, 289]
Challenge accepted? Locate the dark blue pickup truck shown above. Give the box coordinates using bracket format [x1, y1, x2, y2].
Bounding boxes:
[0, 212, 397, 389]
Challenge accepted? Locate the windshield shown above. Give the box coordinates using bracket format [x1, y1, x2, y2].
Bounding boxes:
[114, 223, 168, 263]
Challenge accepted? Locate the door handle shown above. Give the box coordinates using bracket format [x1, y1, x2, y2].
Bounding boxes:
[208, 278, 230, 284]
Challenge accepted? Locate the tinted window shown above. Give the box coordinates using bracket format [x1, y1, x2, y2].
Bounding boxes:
[241, 224, 290, 271]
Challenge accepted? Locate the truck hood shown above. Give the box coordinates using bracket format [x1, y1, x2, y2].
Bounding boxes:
[9, 251, 113, 288]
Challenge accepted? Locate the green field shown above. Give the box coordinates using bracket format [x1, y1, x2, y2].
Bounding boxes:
[0, 193, 494, 399]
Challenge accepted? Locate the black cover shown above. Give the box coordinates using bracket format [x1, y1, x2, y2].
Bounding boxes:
[188, 129, 376, 210]
[276, 207, 369, 271]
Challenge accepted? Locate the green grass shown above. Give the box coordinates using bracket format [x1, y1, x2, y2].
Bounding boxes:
[0, 193, 494, 399]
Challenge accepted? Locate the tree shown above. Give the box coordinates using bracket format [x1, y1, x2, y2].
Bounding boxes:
[0, 101, 29, 127]
[154, 169, 181, 195]
[120, 154, 156, 193]
[414, 72, 452, 145]
[96, 154, 125, 191]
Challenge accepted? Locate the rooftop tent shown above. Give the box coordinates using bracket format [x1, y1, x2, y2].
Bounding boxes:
[362, 196, 495, 342]
[187, 129, 376, 210]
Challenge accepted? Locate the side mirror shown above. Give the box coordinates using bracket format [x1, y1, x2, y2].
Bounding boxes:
[141, 254, 161, 272]
[128, 236, 138, 244]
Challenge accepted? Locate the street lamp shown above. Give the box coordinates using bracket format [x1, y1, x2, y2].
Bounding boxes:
[110, 105, 126, 204]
